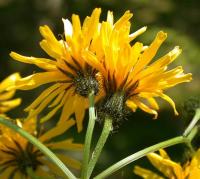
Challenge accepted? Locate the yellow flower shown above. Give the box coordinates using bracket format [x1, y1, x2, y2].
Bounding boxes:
[10, 8, 103, 132]
[0, 117, 83, 178]
[134, 149, 200, 179]
[0, 73, 21, 114]
[83, 10, 192, 123]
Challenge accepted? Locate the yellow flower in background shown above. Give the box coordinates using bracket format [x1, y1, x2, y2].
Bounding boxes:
[84, 11, 192, 123]
[134, 149, 200, 179]
[10, 8, 103, 132]
[0, 118, 82, 178]
[0, 73, 21, 114]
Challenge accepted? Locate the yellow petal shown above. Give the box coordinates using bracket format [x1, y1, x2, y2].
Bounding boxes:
[133, 31, 167, 75]
[40, 103, 63, 123]
[136, 46, 182, 80]
[49, 140, 83, 151]
[59, 90, 75, 124]
[72, 14, 82, 39]
[133, 98, 158, 119]
[129, 26, 147, 41]
[48, 90, 65, 108]
[40, 40, 62, 59]
[0, 98, 21, 113]
[147, 152, 183, 178]
[82, 8, 101, 46]
[10, 52, 57, 71]
[164, 73, 192, 89]
[159, 149, 171, 160]
[126, 100, 137, 112]
[74, 95, 86, 132]
[114, 10, 133, 30]
[82, 50, 106, 75]
[0, 73, 20, 92]
[39, 25, 64, 59]
[151, 46, 181, 67]
[0, 90, 15, 101]
[56, 154, 81, 170]
[62, 18, 73, 37]
[39, 118, 75, 142]
[27, 84, 68, 119]
[147, 98, 159, 110]
[107, 11, 114, 25]
[14, 71, 66, 90]
[156, 92, 178, 115]
[134, 166, 164, 179]
[25, 83, 61, 111]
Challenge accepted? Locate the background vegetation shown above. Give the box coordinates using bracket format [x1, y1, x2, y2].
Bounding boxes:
[0, 0, 199, 178]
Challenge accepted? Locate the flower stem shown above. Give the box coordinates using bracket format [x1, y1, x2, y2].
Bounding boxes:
[87, 117, 113, 178]
[94, 136, 186, 179]
[183, 108, 200, 136]
[94, 107, 200, 179]
[81, 91, 96, 179]
[0, 117, 77, 179]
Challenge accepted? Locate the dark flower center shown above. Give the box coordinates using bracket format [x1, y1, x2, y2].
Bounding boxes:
[0, 141, 41, 176]
[58, 58, 99, 97]
[73, 74, 99, 97]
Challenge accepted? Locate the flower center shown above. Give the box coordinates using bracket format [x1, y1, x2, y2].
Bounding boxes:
[0, 141, 41, 176]
[58, 59, 99, 97]
[73, 74, 99, 97]
[97, 91, 131, 126]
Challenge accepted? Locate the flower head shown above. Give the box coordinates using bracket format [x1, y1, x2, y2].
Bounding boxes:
[0, 73, 21, 114]
[83, 11, 192, 124]
[0, 118, 82, 178]
[134, 149, 200, 179]
[10, 8, 103, 132]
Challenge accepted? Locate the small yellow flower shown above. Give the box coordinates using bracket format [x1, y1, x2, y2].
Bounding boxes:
[0, 73, 21, 114]
[134, 149, 200, 179]
[10, 8, 103, 132]
[0, 118, 83, 178]
[83, 10, 192, 123]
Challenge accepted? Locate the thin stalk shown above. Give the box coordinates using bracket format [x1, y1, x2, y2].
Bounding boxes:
[94, 136, 187, 179]
[81, 91, 96, 179]
[187, 126, 198, 142]
[0, 117, 76, 179]
[94, 108, 200, 179]
[87, 118, 113, 178]
[183, 108, 200, 136]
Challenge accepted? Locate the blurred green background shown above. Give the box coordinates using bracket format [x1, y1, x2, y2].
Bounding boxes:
[0, 0, 199, 178]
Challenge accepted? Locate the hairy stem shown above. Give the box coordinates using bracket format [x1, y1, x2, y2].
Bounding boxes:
[81, 91, 96, 179]
[87, 117, 113, 178]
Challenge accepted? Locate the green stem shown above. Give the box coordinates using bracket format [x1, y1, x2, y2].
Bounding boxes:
[87, 117, 113, 178]
[187, 126, 198, 142]
[94, 107, 200, 179]
[94, 136, 187, 179]
[183, 108, 200, 136]
[81, 91, 96, 179]
[0, 117, 76, 179]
